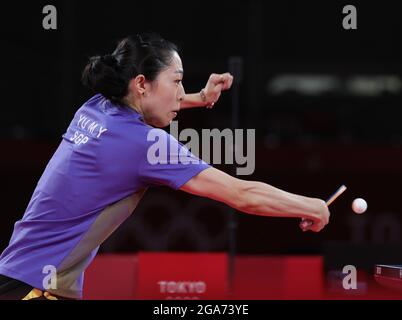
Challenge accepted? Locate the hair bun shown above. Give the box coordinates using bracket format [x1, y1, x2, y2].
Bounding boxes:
[82, 54, 126, 103]
[101, 54, 118, 67]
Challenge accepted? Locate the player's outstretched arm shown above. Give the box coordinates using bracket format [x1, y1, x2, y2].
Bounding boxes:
[180, 73, 233, 109]
[180, 167, 330, 232]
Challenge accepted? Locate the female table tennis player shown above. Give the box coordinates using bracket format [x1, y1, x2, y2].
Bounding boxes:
[0, 33, 330, 300]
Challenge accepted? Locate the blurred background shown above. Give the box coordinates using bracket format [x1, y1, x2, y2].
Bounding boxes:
[1, 0, 402, 283]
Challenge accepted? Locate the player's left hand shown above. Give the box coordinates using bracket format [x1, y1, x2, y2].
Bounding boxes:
[202, 73, 234, 108]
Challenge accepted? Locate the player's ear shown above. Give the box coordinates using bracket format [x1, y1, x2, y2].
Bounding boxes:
[129, 74, 146, 96]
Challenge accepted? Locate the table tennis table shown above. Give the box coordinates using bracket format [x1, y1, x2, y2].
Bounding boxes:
[374, 264, 402, 293]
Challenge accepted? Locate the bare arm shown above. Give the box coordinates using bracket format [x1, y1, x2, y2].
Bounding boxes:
[180, 167, 330, 232]
[180, 73, 234, 109]
[180, 93, 209, 109]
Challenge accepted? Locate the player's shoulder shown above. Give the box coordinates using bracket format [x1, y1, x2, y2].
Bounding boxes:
[135, 125, 170, 146]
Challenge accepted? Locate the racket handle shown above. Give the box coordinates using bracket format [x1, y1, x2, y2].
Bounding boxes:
[299, 185, 347, 231]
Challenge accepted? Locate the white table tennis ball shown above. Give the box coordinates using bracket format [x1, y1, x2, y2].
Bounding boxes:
[352, 198, 367, 214]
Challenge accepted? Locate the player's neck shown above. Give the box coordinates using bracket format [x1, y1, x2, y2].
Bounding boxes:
[123, 94, 143, 116]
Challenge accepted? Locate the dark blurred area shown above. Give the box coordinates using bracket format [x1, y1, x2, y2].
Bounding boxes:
[1, 0, 402, 269]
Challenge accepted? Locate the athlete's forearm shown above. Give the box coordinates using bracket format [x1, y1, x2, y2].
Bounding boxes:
[180, 92, 207, 109]
[236, 180, 323, 220]
[181, 167, 329, 232]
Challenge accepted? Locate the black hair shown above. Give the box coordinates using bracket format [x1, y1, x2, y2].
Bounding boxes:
[82, 33, 178, 104]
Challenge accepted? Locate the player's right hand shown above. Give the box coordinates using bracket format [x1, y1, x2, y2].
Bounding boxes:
[300, 199, 330, 232]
